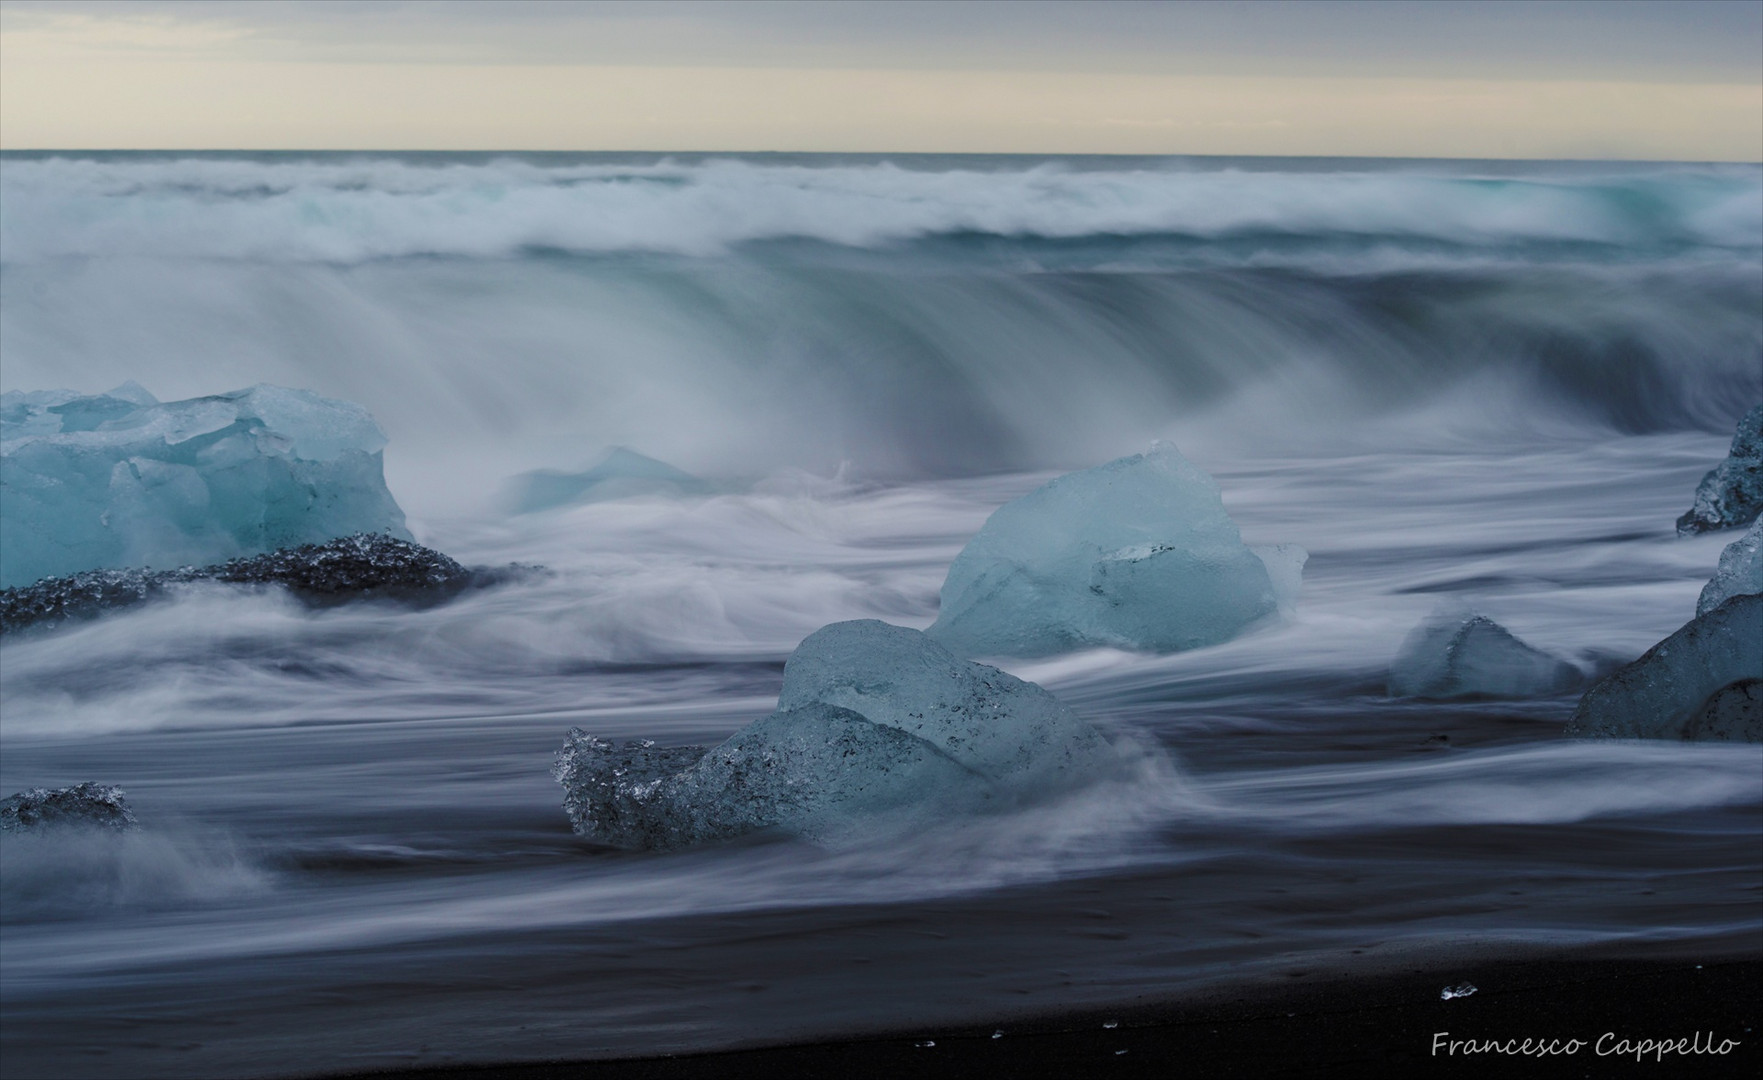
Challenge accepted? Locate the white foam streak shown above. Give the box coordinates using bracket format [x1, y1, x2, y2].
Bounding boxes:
[1197, 742, 1763, 830]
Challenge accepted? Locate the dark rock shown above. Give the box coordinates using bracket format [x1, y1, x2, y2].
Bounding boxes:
[0, 783, 136, 833]
[1566, 594, 1763, 742]
[1677, 403, 1763, 535]
[0, 534, 524, 635]
[553, 733, 712, 849]
[1682, 679, 1763, 742]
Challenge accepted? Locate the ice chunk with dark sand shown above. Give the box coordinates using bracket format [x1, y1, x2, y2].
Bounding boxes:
[1698, 519, 1762, 616]
[1, 384, 409, 588]
[926, 443, 1302, 658]
[1566, 594, 1763, 742]
[506, 447, 713, 514]
[1, 784, 136, 833]
[0, 533, 507, 635]
[1388, 613, 1580, 700]
[556, 708, 985, 849]
[553, 620, 1114, 849]
[1677, 403, 1763, 535]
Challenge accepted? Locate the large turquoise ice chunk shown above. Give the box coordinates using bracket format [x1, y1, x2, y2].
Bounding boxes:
[776, 620, 1112, 792]
[926, 443, 1300, 658]
[0, 384, 408, 588]
[1566, 594, 1762, 742]
[553, 621, 1114, 849]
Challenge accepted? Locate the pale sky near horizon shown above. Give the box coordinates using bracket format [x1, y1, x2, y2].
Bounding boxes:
[2, 0, 1760, 160]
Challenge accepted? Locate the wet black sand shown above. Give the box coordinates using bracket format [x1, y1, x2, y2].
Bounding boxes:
[331, 955, 1759, 1079]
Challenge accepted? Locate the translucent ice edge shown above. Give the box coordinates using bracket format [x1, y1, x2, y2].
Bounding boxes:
[554, 620, 1120, 850]
[1388, 612, 1581, 700]
[1, 383, 409, 588]
[926, 442, 1304, 658]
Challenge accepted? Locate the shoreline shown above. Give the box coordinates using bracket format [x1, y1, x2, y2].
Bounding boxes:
[328, 954, 1760, 1079]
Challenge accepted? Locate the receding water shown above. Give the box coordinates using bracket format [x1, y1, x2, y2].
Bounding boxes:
[2, 152, 1759, 1078]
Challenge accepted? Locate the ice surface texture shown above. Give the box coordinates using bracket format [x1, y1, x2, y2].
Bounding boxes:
[1388, 613, 1580, 700]
[1677, 403, 1763, 535]
[0, 534, 498, 635]
[506, 447, 714, 514]
[927, 443, 1302, 658]
[1566, 594, 1762, 742]
[0, 384, 409, 588]
[554, 620, 1114, 849]
[1, 784, 136, 833]
[1698, 519, 1763, 616]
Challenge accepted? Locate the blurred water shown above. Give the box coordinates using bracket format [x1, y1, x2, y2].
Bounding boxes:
[1, 153, 1759, 1077]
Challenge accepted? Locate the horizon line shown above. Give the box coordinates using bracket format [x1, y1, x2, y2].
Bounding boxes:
[4, 148, 1761, 165]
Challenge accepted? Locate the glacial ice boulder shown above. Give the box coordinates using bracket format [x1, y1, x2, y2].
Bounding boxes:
[506, 447, 713, 514]
[0, 534, 507, 635]
[0, 384, 409, 588]
[554, 620, 1114, 849]
[1565, 594, 1763, 742]
[926, 443, 1303, 658]
[1698, 519, 1763, 616]
[1677, 403, 1763, 535]
[1388, 613, 1581, 700]
[556, 708, 986, 850]
[0, 784, 136, 833]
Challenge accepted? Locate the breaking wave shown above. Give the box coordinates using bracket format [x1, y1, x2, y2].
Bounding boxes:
[3, 154, 1759, 263]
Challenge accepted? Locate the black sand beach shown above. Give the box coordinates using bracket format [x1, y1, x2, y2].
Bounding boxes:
[333, 955, 1760, 1079]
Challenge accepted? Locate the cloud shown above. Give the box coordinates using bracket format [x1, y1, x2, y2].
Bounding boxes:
[2, 2, 1759, 157]
[3, 1, 1760, 79]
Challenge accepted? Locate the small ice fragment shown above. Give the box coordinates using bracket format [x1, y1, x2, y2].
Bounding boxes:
[1115, 1049, 1129, 1055]
[915, 1040, 935, 1048]
[1440, 983, 1478, 1000]
[1677, 403, 1763, 535]
[1388, 613, 1579, 699]
[0, 783, 136, 832]
[1103, 1021, 1119, 1029]
[505, 447, 714, 513]
[927, 442, 1301, 658]
[1250, 543, 1308, 615]
[992, 1030, 1005, 1039]
[1698, 519, 1763, 616]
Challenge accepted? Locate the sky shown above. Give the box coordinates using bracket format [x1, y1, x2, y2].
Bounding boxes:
[1, 0, 1760, 159]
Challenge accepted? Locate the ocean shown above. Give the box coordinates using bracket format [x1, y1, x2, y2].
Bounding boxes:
[1, 152, 1759, 1077]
